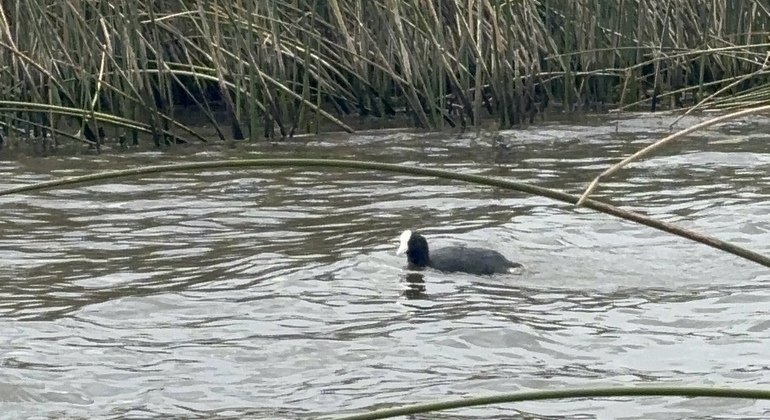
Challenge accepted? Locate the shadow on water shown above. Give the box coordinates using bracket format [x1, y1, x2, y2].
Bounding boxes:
[402, 272, 428, 301]
[1, 112, 770, 418]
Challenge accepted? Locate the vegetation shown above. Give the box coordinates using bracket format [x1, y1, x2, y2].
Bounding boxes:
[2, 0, 770, 148]
[333, 385, 770, 420]
[3, 156, 770, 269]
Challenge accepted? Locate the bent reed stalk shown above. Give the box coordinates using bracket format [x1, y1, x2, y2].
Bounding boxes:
[2, 158, 770, 269]
[578, 103, 770, 206]
[332, 385, 770, 420]
[2, 0, 770, 145]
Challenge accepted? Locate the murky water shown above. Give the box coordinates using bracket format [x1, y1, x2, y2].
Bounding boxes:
[1, 112, 770, 419]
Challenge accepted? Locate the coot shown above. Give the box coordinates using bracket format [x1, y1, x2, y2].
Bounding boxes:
[395, 230, 522, 275]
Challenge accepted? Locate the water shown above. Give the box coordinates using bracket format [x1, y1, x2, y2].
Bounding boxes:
[1, 112, 770, 419]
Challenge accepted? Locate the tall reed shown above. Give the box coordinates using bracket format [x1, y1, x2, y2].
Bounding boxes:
[1, 0, 770, 145]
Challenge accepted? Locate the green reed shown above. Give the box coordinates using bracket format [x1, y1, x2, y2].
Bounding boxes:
[2, 0, 770, 146]
[1, 157, 769, 270]
[332, 385, 770, 420]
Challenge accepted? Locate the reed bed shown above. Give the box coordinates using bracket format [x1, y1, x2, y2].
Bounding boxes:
[1, 0, 770, 146]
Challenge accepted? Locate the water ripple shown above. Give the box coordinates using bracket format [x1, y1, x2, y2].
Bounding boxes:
[1, 113, 770, 418]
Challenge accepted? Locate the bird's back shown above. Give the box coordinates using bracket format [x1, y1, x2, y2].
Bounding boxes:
[429, 245, 520, 275]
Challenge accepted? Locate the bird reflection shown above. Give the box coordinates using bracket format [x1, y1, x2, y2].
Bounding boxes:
[402, 272, 428, 300]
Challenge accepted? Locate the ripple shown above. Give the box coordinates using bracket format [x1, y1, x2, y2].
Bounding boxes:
[0, 114, 770, 418]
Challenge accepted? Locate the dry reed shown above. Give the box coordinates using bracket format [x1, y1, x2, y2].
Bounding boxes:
[1, 0, 770, 146]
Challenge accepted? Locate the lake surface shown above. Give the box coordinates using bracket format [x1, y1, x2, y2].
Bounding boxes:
[1, 112, 769, 419]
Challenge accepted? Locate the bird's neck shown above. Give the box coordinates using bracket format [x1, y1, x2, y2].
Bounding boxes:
[408, 250, 429, 268]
